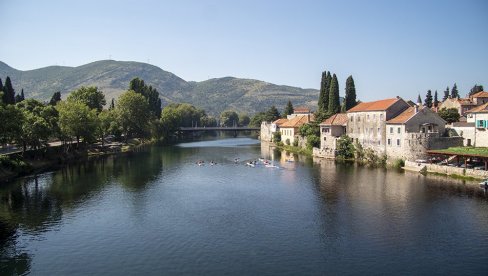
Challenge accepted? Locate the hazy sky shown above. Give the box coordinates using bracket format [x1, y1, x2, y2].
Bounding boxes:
[1, 0, 487, 102]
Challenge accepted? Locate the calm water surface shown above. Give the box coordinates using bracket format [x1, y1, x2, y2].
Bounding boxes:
[1, 138, 487, 275]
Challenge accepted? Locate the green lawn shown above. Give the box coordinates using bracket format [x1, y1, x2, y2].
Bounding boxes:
[434, 147, 488, 157]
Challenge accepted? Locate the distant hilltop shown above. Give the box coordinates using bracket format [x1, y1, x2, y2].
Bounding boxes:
[0, 60, 318, 115]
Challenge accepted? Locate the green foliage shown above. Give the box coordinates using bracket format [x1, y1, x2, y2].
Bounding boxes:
[469, 84, 484, 96]
[438, 108, 460, 123]
[129, 77, 162, 118]
[299, 123, 319, 137]
[15, 89, 25, 103]
[443, 86, 449, 101]
[249, 112, 266, 127]
[354, 141, 364, 160]
[285, 138, 290, 145]
[2, 76, 15, 105]
[49, 91, 62, 106]
[392, 159, 405, 169]
[238, 113, 250, 126]
[336, 135, 355, 159]
[97, 109, 117, 145]
[328, 74, 340, 114]
[273, 131, 281, 143]
[451, 83, 459, 98]
[433, 90, 439, 108]
[57, 100, 98, 143]
[425, 90, 433, 108]
[159, 103, 209, 138]
[220, 110, 239, 127]
[67, 86, 106, 112]
[318, 71, 329, 112]
[265, 105, 281, 122]
[344, 75, 357, 111]
[283, 100, 294, 117]
[116, 90, 151, 140]
[0, 104, 23, 145]
[0, 155, 29, 172]
[306, 134, 320, 150]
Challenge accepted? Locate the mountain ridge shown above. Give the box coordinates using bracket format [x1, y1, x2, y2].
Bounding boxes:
[0, 60, 319, 115]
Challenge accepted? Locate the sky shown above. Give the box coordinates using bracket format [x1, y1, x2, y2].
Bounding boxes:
[1, 0, 487, 102]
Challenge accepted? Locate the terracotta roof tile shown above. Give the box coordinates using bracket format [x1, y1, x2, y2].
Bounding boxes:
[386, 107, 416, 124]
[466, 102, 488, 113]
[273, 118, 288, 126]
[347, 98, 399, 112]
[280, 115, 313, 128]
[471, 91, 488, 98]
[293, 107, 311, 113]
[320, 113, 348, 126]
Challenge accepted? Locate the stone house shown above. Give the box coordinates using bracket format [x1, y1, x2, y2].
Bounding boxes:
[465, 102, 488, 147]
[260, 118, 288, 142]
[384, 106, 458, 161]
[448, 122, 475, 146]
[280, 114, 314, 145]
[438, 92, 488, 116]
[316, 113, 347, 158]
[346, 97, 411, 154]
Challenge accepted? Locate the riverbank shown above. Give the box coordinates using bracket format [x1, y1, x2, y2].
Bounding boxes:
[0, 139, 154, 184]
[403, 160, 488, 180]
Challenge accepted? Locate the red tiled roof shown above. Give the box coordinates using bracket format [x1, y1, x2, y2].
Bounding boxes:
[347, 98, 399, 112]
[466, 102, 488, 113]
[386, 107, 416, 124]
[280, 115, 313, 128]
[293, 107, 311, 113]
[273, 118, 288, 126]
[471, 91, 488, 98]
[320, 113, 348, 126]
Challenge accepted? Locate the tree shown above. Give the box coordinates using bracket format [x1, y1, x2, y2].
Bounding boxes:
[109, 98, 115, 110]
[318, 71, 329, 112]
[283, 100, 294, 117]
[220, 110, 239, 127]
[438, 108, 460, 124]
[67, 86, 106, 112]
[2, 76, 15, 105]
[0, 104, 23, 145]
[129, 78, 161, 118]
[451, 83, 459, 98]
[249, 112, 266, 127]
[434, 90, 439, 108]
[344, 75, 357, 111]
[417, 94, 422, 105]
[97, 109, 116, 146]
[336, 135, 355, 159]
[469, 84, 484, 96]
[238, 113, 250, 126]
[424, 90, 433, 108]
[443, 87, 449, 101]
[264, 105, 281, 122]
[57, 100, 98, 144]
[328, 74, 340, 114]
[116, 90, 151, 141]
[15, 89, 25, 103]
[49, 92, 62, 106]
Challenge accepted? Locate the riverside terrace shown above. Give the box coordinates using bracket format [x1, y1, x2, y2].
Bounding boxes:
[426, 147, 488, 171]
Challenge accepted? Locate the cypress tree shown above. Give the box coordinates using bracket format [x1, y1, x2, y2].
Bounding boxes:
[15, 89, 25, 103]
[451, 83, 459, 98]
[443, 86, 450, 101]
[49, 91, 62, 106]
[109, 98, 115, 110]
[469, 84, 484, 96]
[434, 90, 439, 108]
[328, 74, 340, 114]
[318, 71, 328, 112]
[0, 78, 3, 95]
[20, 89, 25, 101]
[283, 100, 294, 117]
[425, 90, 433, 108]
[3, 76, 15, 105]
[344, 75, 357, 111]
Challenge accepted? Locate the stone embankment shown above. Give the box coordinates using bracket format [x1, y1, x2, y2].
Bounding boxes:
[403, 160, 488, 180]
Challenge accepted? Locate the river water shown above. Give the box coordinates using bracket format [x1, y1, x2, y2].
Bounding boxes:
[1, 137, 487, 275]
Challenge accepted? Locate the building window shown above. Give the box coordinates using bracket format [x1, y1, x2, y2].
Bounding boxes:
[387, 139, 391, 146]
[397, 127, 401, 134]
[390, 127, 393, 134]
[367, 114, 370, 119]
[350, 116, 353, 122]
[377, 128, 380, 134]
[380, 114, 384, 120]
[397, 139, 400, 146]
[357, 117, 360, 122]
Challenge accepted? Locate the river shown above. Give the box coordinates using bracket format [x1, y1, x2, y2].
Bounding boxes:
[1, 137, 487, 275]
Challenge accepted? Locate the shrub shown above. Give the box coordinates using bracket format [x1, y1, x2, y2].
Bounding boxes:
[293, 140, 299, 147]
[285, 138, 291, 145]
[272, 131, 281, 143]
[336, 135, 355, 159]
[306, 134, 320, 150]
[392, 159, 405, 169]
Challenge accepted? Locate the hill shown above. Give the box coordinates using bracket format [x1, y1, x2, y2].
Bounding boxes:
[0, 60, 319, 115]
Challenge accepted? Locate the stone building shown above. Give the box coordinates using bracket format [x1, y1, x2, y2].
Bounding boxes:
[447, 122, 475, 146]
[260, 108, 314, 143]
[346, 97, 411, 154]
[384, 106, 460, 161]
[280, 114, 314, 145]
[438, 91, 488, 116]
[465, 102, 488, 147]
[260, 118, 287, 142]
[315, 113, 347, 158]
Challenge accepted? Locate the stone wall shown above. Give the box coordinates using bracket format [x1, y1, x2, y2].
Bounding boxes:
[387, 133, 463, 161]
[260, 122, 273, 142]
[405, 160, 488, 179]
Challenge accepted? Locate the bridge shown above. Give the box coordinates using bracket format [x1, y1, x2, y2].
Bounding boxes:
[179, 126, 260, 132]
